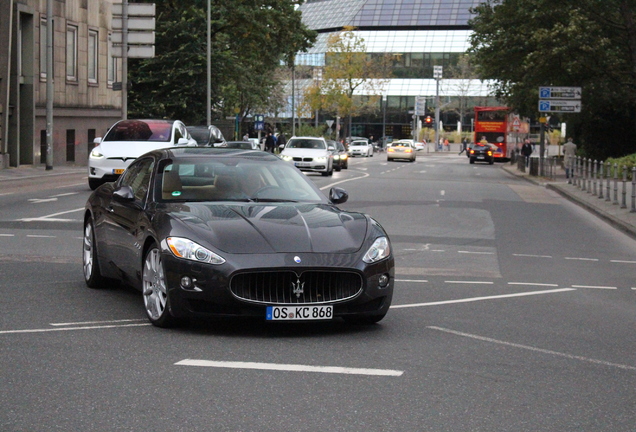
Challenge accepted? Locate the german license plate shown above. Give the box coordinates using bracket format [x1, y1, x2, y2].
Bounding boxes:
[266, 305, 333, 321]
[295, 162, 310, 167]
[477, 156, 484, 159]
[113, 169, 125, 174]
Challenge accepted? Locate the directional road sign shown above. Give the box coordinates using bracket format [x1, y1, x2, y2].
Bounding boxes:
[538, 99, 582, 113]
[539, 86, 582, 99]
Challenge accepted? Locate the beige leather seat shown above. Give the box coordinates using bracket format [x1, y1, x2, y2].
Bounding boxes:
[162, 170, 183, 199]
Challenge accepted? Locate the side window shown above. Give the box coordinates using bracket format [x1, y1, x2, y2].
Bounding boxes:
[174, 124, 184, 143]
[120, 158, 154, 202]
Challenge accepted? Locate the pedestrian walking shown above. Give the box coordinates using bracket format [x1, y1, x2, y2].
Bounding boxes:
[459, 138, 468, 155]
[265, 132, 276, 153]
[521, 139, 533, 168]
[562, 137, 577, 183]
[444, 138, 450, 151]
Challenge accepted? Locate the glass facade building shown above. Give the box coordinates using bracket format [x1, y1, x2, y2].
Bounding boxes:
[289, 0, 496, 141]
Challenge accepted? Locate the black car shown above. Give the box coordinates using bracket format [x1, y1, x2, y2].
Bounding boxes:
[468, 143, 496, 164]
[83, 148, 394, 327]
[186, 125, 225, 147]
[328, 140, 349, 170]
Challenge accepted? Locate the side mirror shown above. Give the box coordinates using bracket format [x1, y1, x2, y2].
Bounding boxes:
[329, 187, 348, 205]
[328, 146, 335, 151]
[176, 137, 190, 146]
[93, 137, 102, 145]
[113, 185, 135, 202]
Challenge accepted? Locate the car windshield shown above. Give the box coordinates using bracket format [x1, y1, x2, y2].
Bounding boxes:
[104, 120, 173, 142]
[286, 139, 326, 150]
[159, 158, 324, 203]
[350, 141, 367, 146]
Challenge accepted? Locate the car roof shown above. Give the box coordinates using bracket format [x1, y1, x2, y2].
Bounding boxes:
[142, 147, 278, 161]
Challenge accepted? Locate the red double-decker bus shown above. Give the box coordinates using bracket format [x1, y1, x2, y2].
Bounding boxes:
[474, 106, 510, 161]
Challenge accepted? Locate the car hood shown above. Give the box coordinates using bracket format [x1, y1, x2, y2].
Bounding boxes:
[281, 148, 329, 157]
[164, 203, 369, 254]
[97, 141, 175, 158]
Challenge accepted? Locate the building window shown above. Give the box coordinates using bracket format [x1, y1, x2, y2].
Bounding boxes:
[66, 129, 76, 162]
[88, 30, 98, 84]
[66, 24, 78, 82]
[40, 130, 47, 163]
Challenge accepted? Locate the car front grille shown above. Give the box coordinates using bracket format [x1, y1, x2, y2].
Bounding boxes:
[230, 270, 363, 304]
[292, 157, 313, 162]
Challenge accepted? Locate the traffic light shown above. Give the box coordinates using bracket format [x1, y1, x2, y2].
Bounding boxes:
[424, 116, 433, 127]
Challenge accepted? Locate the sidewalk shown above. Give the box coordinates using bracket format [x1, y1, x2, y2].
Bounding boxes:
[0, 164, 86, 182]
[501, 161, 636, 240]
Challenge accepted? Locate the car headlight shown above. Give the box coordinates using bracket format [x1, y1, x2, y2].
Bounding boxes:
[363, 236, 391, 263]
[281, 155, 293, 162]
[166, 237, 225, 265]
[341, 154, 348, 160]
[333, 155, 340, 160]
[90, 148, 104, 158]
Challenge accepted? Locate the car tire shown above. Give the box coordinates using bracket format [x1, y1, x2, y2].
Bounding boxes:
[335, 165, 342, 172]
[88, 178, 103, 190]
[343, 313, 386, 325]
[83, 218, 106, 288]
[489, 159, 494, 165]
[469, 158, 475, 164]
[142, 245, 179, 328]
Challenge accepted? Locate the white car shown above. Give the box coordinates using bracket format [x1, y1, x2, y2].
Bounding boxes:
[280, 136, 334, 176]
[88, 119, 197, 190]
[348, 139, 374, 157]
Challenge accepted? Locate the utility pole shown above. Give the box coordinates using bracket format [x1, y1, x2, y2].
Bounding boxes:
[121, 0, 128, 120]
[433, 65, 442, 152]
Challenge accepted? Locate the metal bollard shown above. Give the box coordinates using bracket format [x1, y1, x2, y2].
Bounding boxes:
[574, 157, 579, 187]
[581, 158, 587, 191]
[587, 159, 592, 193]
[631, 167, 636, 213]
[613, 163, 619, 205]
[606, 161, 611, 202]
[598, 160, 604, 199]
[592, 160, 597, 195]
[621, 166, 627, 209]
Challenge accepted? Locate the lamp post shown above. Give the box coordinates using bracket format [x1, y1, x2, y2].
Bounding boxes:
[45, 0, 54, 169]
[382, 94, 387, 149]
[206, 0, 211, 126]
[313, 67, 322, 128]
[433, 65, 442, 152]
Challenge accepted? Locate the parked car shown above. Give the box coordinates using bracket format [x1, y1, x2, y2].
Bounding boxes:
[88, 119, 197, 190]
[186, 125, 225, 147]
[328, 139, 348, 171]
[348, 139, 374, 157]
[468, 143, 497, 164]
[247, 138, 260, 150]
[83, 147, 394, 327]
[280, 136, 335, 176]
[387, 140, 416, 162]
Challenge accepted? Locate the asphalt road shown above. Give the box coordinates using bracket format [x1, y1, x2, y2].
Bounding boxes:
[0, 153, 634, 431]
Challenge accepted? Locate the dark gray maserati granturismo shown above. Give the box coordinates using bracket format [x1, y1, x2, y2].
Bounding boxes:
[83, 148, 394, 327]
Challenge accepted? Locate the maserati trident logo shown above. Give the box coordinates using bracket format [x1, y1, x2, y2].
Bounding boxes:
[292, 277, 305, 298]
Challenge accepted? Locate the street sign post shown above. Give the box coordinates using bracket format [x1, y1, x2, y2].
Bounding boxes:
[539, 87, 582, 99]
[538, 100, 582, 113]
[254, 114, 264, 131]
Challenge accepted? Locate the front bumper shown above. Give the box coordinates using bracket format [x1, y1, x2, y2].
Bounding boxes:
[162, 251, 394, 321]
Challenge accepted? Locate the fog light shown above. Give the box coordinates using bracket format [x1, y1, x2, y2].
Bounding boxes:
[378, 274, 389, 288]
[180, 276, 193, 289]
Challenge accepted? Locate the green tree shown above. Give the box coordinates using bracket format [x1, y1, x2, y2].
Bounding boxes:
[468, 0, 636, 159]
[304, 27, 392, 139]
[128, 0, 316, 125]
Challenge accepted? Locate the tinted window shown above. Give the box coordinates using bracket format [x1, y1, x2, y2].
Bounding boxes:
[120, 158, 154, 202]
[104, 120, 173, 142]
[287, 139, 326, 149]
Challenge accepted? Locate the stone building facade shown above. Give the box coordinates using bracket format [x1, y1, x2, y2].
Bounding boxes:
[0, 0, 122, 169]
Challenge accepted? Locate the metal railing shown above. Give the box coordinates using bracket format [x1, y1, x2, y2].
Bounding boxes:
[570, 157, 636, 213]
